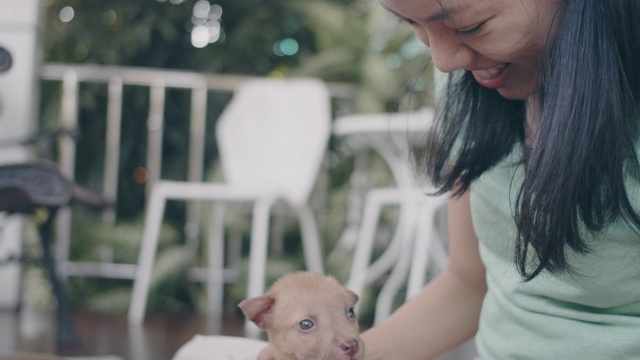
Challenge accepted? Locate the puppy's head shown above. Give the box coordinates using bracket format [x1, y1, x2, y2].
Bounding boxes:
[239, 272, 364, 360]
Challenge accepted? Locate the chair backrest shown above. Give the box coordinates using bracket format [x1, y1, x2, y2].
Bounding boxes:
[216, 78, 331, 206]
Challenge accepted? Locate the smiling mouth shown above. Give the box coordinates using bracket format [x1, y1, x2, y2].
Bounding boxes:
[473, 63, 508, 80]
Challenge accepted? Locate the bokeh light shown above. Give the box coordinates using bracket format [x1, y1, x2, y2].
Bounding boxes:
[59, 6, 75, 23]
[209, 4, 222, 20]
[133, 167, 148, 184]
[103, 10, 118, 27]
[273, 38, 299, 57]
[189, 1, 224, 48]
[193, 0, 210, 19]
[269, 65, 290, 78]
[74, 43, 89, 60]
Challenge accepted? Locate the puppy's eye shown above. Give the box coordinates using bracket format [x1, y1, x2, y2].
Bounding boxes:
[298, 319, 315, 332]
[346, 307, 356, 319]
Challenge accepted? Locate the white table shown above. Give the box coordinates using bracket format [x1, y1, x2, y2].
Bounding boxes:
[329, 109, 450, 323]
[332, 108, 435, 188]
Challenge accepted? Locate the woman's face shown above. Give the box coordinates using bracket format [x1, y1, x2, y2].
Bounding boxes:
[381, 0, 561, 100]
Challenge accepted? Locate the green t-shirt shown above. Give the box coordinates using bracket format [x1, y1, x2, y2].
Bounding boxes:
[470, 144, 640, 359]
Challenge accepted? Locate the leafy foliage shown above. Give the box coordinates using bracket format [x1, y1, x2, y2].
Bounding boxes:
[43, 0, 315, 74]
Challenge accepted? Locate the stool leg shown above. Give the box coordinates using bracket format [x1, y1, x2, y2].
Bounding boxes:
[39, 208, 79, 346]
[244, 198, 273, 338]
[128, 185, 167, 325]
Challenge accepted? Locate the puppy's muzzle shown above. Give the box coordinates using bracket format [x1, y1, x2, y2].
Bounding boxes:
[340, 337, 360, 357]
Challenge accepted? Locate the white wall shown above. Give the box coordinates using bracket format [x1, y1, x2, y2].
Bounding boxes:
[0, 0, 42, 309]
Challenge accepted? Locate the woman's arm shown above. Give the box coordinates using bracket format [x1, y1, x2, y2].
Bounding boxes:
[362, 190, 487, 360]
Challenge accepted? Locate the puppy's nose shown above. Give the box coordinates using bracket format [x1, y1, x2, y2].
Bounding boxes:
[340, 338, 360, 356]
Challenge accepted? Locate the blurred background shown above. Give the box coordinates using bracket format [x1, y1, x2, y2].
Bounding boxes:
[36, 0, 434, 315]
[0, 0, 442, 358]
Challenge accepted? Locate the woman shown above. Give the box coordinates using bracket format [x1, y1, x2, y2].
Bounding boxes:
[362, 0, 640, 358]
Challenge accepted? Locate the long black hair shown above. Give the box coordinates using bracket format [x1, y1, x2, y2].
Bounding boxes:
[425, 0, 640, 280]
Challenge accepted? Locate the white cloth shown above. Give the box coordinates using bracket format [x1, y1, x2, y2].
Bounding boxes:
[172, 335, 268, 360]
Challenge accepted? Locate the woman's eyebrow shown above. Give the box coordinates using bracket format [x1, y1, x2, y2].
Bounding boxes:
[378, 1, 466, 23]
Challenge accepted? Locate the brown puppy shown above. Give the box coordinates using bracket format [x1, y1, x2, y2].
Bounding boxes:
[238, 272, 364, 360]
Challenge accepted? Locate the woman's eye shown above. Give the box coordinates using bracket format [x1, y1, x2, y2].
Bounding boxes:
[456, 22, 485, 37]
[346, 307, 356, 319]
[396, 16, 416, 26]
[404, 18, 416, 25]
[298, 319, 315, 332]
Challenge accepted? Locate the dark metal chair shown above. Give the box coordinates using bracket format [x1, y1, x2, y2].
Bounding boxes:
[0, 160, 110, 346]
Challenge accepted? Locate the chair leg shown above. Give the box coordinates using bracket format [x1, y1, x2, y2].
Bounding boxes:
[128, 185, 167, 325]
[39, 208, 79, 347]
[364, 214, 404, 283]
[406, 202, 439, 299]
[362, 191, 425, 284]
[346, 192, 384, 308]
[297, 206, 324, 274]
[244, 198, 273, 338]
[374, 203, 419, 324]
[408, 198, 449, 297]
[207, 202, 225, 321]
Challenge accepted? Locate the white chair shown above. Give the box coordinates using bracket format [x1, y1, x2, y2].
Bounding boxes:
[128, 78, 330, 337]
[348, 187, 448, 323]
[333, 110, 449, 324]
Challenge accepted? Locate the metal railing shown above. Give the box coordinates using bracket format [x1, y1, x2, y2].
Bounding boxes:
[40, 63, 355, 280]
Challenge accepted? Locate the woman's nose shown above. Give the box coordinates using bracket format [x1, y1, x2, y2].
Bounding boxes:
[415, 27, 474, 73]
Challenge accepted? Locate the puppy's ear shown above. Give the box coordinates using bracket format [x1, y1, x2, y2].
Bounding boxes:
[347, 289, 359, 305]
[238, 295, 275, 330]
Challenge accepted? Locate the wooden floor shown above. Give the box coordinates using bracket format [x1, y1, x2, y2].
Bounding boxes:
[0, 307, 246, 360]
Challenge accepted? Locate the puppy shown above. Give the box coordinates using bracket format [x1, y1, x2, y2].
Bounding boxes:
[238, 272, 364, 360]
